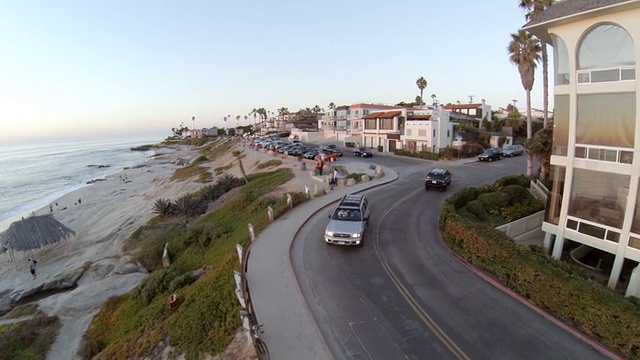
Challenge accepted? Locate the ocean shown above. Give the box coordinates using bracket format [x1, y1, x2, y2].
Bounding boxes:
[0, 135, 165, 233]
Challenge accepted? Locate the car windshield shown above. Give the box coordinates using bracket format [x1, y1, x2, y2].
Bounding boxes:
[484, 149, 494, 154]
[428, 172, 444, 179]
[333, 208, 361, 221]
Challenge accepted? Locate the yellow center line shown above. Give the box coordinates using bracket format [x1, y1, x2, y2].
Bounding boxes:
[374, 190, 470, 360]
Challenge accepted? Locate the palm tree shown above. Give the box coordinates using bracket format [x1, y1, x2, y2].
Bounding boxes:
[223, 116, 227, 129]
[416, 76, 428, 107]
[232, 150, 249, 184]
[508, 29, 542, 177]
[235, 115, 240, 127]
[430, 94, 437, 106]
[520, 0, 553, 128]
[192, 116, 196, 131]
[328, 102, 335, 110]
[312, 105, 322, 113]
[244, 115, 248, 125]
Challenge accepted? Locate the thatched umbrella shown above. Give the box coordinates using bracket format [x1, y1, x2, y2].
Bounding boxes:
[0, 214, 75, 252]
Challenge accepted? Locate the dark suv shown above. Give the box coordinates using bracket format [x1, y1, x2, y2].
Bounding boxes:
[424, 168, 452, 191]
[353, 147, 373, 158]
[478, 148, 502, 162]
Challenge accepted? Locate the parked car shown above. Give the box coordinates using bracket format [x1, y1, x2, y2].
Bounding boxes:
[478, 148, 502, 162]
[352, 147, 373, 158]
[320, 151, 341, 162]
[424, 168, 452, 191]
[303, 149, 319, 159]
[502, 144, 525, 157]
[322, 145, 343, 157]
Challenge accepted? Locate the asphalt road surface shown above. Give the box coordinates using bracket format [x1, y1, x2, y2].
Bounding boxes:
[291, 154, 611, 360]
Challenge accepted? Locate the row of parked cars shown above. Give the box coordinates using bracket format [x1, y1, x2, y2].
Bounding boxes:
[478, 144, 525, 162]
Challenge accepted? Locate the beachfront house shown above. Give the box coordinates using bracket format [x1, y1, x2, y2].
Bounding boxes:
[523, 0, 640, 295]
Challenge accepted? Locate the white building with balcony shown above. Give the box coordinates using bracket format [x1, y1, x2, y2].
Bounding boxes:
[524, 0, 640, 295]
[401, 108, 454, 153]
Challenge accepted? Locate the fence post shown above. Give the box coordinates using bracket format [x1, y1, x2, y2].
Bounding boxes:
[304, 185, 311, 199]
[286, 193, 293, 208]
[248, 223, 255, 242]
[267, 206, 274, 222]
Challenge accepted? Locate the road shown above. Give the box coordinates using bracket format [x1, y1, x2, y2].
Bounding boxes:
[291, 154, 610, 360]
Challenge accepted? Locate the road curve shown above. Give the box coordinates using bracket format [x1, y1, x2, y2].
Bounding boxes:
[291, 155, 613, 360]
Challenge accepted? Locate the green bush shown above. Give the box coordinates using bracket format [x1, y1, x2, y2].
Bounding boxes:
[501, 199, 544, 222]
[493, 174, 528, 188]
[439, 146, 458, 160]
[194, 155, 208, 163]
[416, 151, 440, 160]
[132, 269, 182, 306]
[446, 186, 481, 210]
[501, 185, 532, 205]
[466, 200, 488, 220]
[478, 192, 510, 215]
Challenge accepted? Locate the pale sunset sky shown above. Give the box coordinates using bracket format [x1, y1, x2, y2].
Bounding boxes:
[0, 1, 548, 144]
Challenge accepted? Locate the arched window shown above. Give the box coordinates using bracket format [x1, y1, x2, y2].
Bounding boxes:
[552, 35, 570, 85]
[577, 23, 635, 83]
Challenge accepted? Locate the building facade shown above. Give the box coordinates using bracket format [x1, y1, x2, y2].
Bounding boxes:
[524, 0, 639, 293]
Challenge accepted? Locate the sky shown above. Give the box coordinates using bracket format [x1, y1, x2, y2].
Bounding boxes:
[0, 0, 549, 144]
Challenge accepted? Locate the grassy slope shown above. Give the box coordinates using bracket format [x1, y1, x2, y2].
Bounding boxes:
[82, 165, 300, 359]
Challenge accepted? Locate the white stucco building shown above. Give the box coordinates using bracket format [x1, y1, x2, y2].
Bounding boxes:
[524, 0, 640, 294]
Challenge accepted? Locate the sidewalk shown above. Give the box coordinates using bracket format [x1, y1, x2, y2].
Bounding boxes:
[245, 163, 399, 360]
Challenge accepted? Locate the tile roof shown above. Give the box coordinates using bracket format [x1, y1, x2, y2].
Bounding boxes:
[523, 0, 638, 28]
[362, 111, 402, 119]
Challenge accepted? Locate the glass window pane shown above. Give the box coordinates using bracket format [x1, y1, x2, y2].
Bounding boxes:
[629, 236, 640, 250]
[620, 151, 633, 164]
[578, 24, 635, 70]
[553, 95, 569, 155]
[577, 72, 590, 83]
[604, 149, 617, 162]
[568, 168, 628, 228]
[553, 35, 570, 85]
[587, 148, 600, 160]
[567, 218, 578, 230]
[606, 230, 620, 243]
[575, 146, 586, 158]
[621, 68, 636, 80]
[545, 166, 566, 225]
[591, 69, 620, 82]
[579, 222, 606, 239]
[577, 93, 636, 148]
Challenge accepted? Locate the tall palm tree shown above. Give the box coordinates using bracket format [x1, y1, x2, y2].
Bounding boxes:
[192, 116, 196, 131]
[328, 102, 335, 110]
[508, 29, 542, 177]
[430, 94, 437, 106]
[244, 115, 248, 125]
[232, 150, 249, 184]
[416, 77, 428, 107]
[520, 0, 553, 128]
[312, 105, 322, 113]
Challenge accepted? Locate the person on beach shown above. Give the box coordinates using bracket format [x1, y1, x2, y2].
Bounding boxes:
[28, 258, 38, 280]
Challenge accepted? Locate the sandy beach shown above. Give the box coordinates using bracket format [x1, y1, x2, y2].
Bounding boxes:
[0, 139, 317, 359]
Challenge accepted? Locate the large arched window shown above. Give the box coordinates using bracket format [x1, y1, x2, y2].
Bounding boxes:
[577, 23, 635, 83]
[552, 35, 570, 84]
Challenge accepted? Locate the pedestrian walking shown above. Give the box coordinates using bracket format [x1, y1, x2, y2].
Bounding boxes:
[332, 169, 339, 188]
[316, 159, 324, 176]
[28, 258, 38, 280]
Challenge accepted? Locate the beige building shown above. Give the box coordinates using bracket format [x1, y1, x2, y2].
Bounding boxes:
[524, 0, 639, 294]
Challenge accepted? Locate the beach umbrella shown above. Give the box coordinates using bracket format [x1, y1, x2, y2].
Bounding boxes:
[0, 214, 75, 252]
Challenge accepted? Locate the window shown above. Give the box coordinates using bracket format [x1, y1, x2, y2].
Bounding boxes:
[553, 35, 570, 84]
[380, 119, 393, 130]
[363, 110, 369, 116]
[433, 130, 436, 137]
[406, 129, 412, 136]
[365, 119, 376, 130]
[447, 130, 450, 138]
[577, 93, 635, 148]
[418, 129, 427, 137]
[553, 95, 569, 156]
[568, 168, 629, 229]
[545, 166, 565, 225]
[577, 24, 635, 83]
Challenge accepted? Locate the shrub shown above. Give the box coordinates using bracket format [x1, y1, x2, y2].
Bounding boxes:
[256, 159, 282, 169]
[416, 151, 440, 160]
[493, 174, 528, 188]
[216, 173, 244, 192]
[440, 147, 458, 160]
[152, 198, 173, 216]
[174, 194, 200, 217]
[466, 200, 488, 220]
[132, 269, 181, 306]
[478, 192, 510, 215]
[501, 198, 545, 222]
[445, 186, 481, 210]
[201, 184, 225, 202]
[501, 185, 531, 205]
